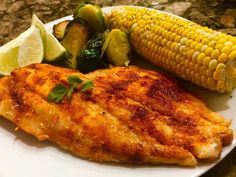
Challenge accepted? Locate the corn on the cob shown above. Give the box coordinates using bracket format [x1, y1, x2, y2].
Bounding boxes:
[105, 6, 236, 92]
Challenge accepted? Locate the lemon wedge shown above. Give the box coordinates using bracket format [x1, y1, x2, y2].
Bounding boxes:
[32, 14, 67, 62]
[0, 25, 43, 75]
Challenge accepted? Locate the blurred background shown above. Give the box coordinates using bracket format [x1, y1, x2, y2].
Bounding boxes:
[0, 0, 235, 176]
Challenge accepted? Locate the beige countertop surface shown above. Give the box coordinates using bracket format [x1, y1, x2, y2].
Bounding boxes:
[0, 0, 235, 177]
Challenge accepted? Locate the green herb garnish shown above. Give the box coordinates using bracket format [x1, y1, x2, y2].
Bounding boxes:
[48, 84, 68, 103]
[81, 80, 94, 92]
[48, 75, 94, 103]
[67, 75, 83, 86]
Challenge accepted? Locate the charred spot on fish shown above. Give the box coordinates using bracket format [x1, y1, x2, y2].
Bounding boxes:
[106, 80, 130, 94]
[147, 79, 185, 102]
[111, 80, 130, 90]
[168, 114, 196, 127]
[128, 143, 144, 162]
[129, 153, 142, 162]
[131, 105, 148, 120]
[116, 69, 139, 81]
[10, 89, 26, 111]
[27, 63, 38, 69]
[81, 92, 96, 103]
[32, 76, 46, 86]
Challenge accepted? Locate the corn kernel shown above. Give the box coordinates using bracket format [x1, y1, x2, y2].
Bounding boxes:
[190, 41, 198, 49]
[215, 44, 223, 50]
[170, 42, 177, 51]
[202, 38, 209, 45]
[201, 45, 208, 52]
[206, 69, 214, 76]
[166, 41, 172, 49]
[231, 45, 236, 51]
[192, 51, 200, 61]
[180, 37, 188, 45]
[213, 63, 226, 80]
[211, 49, 220, 59]
[208, 41, 216, 48]
[203, 56, 211, 66]
[217, 38, 226, 44]
[194, 63, 201, 71]
[224, 41, 233, 46]
[156, 36, 162, 44]
[205, 47, 213, 56]
[189, 61, 195, 70]
[185, 39, 192, 47]
[175, 35, 181, 42]
[218, 53, 227, 63]
[195, 43, 203, 51]
[197, 53, 205, 64]
[190, 70, 195, 79]
[147, 41, 152, 49]
[208, 59, 218, 70]
[195, 73, 201, 82]
[182, 30, 188, 37]
[221, 46, 231, 55]
[184, 60, 190, 67]
[179, 46, 186, 54]
[200, 66, 207, 75]
[195, 36, 202, 43]
[207, 78, 216, 88]
[169, 33, 176, 41]
[176, 53, 181, 62]
[229, 51, 236, 60]
[217, 80, 226, 93]
[186, 68, 191, 76]
[166, 31, 171, 40]
[187, 49, 195, 59]
[201, 75, 207, 84]
[161, 30, 167, 38]
[176, 64, 181, 72]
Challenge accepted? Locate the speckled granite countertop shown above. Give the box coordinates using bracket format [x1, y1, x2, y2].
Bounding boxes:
[0, 0, 235, 177]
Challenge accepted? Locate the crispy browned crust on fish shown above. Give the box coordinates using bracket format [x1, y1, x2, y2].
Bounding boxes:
[0, 64, 233, 166]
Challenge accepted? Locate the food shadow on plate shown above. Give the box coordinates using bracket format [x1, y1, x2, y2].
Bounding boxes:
[0, 117, 49, 149]
[131, 54, 232, 112]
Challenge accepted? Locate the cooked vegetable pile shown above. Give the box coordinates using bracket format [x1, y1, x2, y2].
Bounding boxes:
[52, 4, 131, 73]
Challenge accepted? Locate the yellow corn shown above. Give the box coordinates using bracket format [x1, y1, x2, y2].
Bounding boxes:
[105, 6, 236, 92]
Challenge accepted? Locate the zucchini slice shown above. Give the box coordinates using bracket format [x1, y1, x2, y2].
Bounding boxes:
[61, 19, 90, 68]
[53, 20, 70, 41]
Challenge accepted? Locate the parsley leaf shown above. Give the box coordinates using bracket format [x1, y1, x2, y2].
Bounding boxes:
[67, 75, 83, 86]
[48, 75, 94, 103]
[81, 80, 94, 92]
[48, 84, 68, 103]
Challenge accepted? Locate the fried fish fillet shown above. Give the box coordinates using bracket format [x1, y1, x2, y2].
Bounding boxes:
[0, 64, 233, 166]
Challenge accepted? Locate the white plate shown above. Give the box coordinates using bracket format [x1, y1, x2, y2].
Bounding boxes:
[0, 6, 235, 177]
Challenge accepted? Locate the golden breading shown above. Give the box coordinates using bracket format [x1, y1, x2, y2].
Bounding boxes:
[0, 64, 233, 166]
